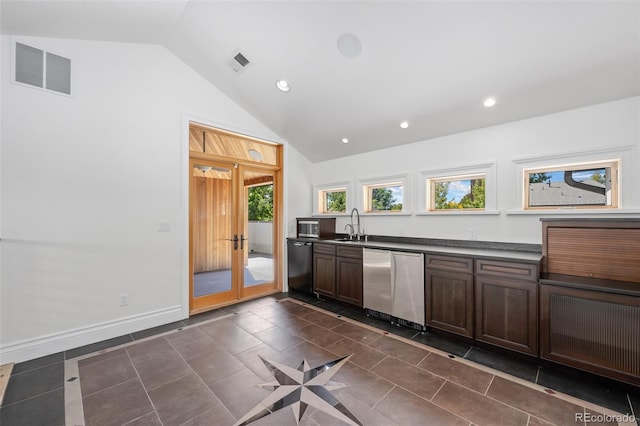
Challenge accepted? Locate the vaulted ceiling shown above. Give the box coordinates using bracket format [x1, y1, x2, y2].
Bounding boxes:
[2, 1, 639, 162]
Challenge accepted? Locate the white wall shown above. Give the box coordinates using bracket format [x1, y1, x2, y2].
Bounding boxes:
[285, 144, 314, 237]
[0, 35, 291, 363]
[311, 97, 640, 244]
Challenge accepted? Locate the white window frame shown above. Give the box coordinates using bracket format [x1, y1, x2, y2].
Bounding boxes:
[358, 174, 410, 215]
[313, 181, 352, 215]
[508, 146, 637, 215]
[417, 163, 498, 215]
[523, 160, 619, 210]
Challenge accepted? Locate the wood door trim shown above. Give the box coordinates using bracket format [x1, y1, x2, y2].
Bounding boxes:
[188, 132, 283, 315]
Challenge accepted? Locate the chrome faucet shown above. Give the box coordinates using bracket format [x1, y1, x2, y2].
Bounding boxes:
[350, 208, 361, 240]
[344, 224, 355, 240]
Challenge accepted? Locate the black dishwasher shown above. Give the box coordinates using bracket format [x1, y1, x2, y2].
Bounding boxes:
[287, 239, 313, 295]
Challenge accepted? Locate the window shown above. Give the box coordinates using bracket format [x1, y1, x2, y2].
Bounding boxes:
[428, 174, 485, 211]
[363, 182, 404, 213]
[524, 160, 619, 209]
[419, 163, 496, 214]
[313, 182, 351, 215]
[319, 187, 347, 214]
[358, 174, 409, 214]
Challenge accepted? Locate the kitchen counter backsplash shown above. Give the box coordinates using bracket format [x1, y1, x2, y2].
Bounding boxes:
[331, 234, 542, 254]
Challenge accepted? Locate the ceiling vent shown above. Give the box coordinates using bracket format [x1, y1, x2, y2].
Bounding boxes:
[228, 50, 251, 73]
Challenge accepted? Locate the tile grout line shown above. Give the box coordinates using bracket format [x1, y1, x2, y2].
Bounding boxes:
[170, 362, 236, 426]
[62, 309, 242, 426]
[626, 393, 636, 419]
[1, 361, 65, 408]
[484, 374, 496, 396]
[60, 296, 634, 426]
[429, 378, 448, 403]
[124, 343, 163, 425]
[286, 297, 634, 421]
[462, 346, 473, 359]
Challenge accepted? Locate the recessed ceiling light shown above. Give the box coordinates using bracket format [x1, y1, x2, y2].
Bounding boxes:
[400, 121, 409, 129]
[276, 80, 291, 92]
[483, 97, 497, 107]
[341, 138, 349, 144]
[337, 33, 362, 58]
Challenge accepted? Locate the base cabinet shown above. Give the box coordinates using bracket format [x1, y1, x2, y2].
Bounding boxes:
[336, 246, 363, 307]
[425, 255, 474, 337]
[313, 243, 363, 306]
[313, 243, 336, 298]
[540, 283, 640, 385]
[475, 259, 539, 356]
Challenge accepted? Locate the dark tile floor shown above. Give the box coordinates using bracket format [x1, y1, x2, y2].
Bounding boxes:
[0, 291, 638, 426]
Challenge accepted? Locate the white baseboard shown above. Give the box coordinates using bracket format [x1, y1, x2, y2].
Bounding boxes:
[0, 306, 185, 364]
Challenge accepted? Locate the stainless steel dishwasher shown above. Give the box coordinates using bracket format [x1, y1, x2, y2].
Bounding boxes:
[363, 248, 425, 328]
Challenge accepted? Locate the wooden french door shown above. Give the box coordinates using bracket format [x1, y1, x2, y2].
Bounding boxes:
[189, 157, 280, 313]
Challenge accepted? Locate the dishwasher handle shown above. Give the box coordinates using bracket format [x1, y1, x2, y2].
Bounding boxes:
[291, 241, 311, 247]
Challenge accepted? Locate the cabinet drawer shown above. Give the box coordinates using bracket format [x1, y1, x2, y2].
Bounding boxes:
[475, 259, 539, 282]
[337, 246, 363, 259]
[425, 254, 473, 273]
[313, 243, 336, 255]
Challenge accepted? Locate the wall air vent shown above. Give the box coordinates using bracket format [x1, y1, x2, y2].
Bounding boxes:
[14, 41, 72, 95]
[228, 49, 251, 74]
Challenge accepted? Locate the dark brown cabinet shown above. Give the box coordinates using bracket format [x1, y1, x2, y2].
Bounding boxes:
[425, 255, 474, 337]
[540, 283, 640, 386]
[336, 246, 363, 307]
[475, 259, 539, 356]
[313, 243, 363, 306]
[539, 218, 640, 385]
[313, 243, 336, 298]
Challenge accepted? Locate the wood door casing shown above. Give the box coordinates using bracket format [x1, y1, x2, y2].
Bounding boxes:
[189, 122, 283, 315]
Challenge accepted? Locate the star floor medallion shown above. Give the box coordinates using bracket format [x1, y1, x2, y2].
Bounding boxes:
[233, 354, 362, 426]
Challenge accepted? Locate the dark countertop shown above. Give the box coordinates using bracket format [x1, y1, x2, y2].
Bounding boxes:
[288, 236, 542, 264]
[540, 273, 640, 297]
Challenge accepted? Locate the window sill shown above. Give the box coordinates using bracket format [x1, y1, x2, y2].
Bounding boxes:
[416, 210, 500, 216]
[505, 209, 640, 216]
[361, 211, 412, 217]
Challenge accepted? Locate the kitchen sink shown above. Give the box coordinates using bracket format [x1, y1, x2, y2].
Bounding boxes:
[334, 238, 365, 244]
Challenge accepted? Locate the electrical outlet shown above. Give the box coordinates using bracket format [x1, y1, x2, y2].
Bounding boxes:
[120, 293, 129, 306]
[469, 228, 477, 240]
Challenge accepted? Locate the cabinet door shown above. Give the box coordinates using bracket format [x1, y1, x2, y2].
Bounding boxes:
[425, 269, 474, 337]
[337, 257, 363, 307]
[540, 284, 640, 385]
[313, 253, 336, 298]
[475, 277, 538, 356]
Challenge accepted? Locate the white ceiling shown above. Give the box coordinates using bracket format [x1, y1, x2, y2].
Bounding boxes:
[2, 1, 639, 162]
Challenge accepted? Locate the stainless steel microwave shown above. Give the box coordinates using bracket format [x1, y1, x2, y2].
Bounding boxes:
[296, 217, 336, 239]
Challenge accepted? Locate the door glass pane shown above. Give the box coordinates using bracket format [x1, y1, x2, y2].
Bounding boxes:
[192, 164, 234, 297]
[244, 171, 274, 287]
